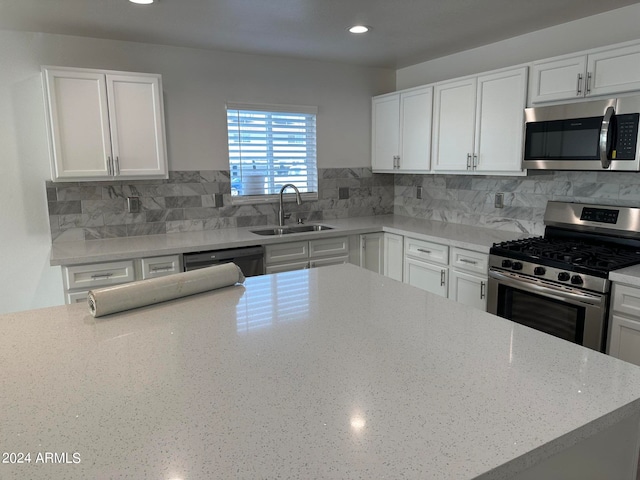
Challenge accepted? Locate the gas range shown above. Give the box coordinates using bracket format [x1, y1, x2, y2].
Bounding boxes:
[488, 201, 640, 352]
[490, 202, 640, 294]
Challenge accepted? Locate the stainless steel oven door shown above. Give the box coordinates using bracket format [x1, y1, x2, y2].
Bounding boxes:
[487, 268, 608, 352]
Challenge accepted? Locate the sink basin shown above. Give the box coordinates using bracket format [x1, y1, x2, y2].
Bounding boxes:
[251, 224, 333, 236]
[289, 224, 333, 233]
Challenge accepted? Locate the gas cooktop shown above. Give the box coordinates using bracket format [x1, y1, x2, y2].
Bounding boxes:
[491, 236, 640, 277]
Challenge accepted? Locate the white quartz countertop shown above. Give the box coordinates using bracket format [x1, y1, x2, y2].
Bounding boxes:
[2, 264, 640, 479]
[610, 264, 640, 287]
[49, 215, 524, 266]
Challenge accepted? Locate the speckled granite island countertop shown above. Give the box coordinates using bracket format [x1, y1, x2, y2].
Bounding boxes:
[50, 214, 525, 266]
[2, 264, 640, 479]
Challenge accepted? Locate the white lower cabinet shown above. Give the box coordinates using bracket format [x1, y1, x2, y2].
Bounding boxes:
[61, 254, 181, 304]
[265, 237, 349, 274]
[360, 232, 385, 274]
[404, 256, 448, 297]
[448, 247, 488, 310]
[608, 283, 640, 366]
[403, 237, 448, 297]
[384, 233, 404, 281]
[141, 255, 182, 279]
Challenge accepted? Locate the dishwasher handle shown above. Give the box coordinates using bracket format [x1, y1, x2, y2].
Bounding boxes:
[183, 246, 264, 264]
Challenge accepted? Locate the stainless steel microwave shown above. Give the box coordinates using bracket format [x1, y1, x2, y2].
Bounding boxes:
[522, 96, 640, 171]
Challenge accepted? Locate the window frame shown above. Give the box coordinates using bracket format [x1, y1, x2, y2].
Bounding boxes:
[225, 102, 319, 205]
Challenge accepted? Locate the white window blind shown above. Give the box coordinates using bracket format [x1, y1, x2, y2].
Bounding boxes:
[226, 103, 318, 199]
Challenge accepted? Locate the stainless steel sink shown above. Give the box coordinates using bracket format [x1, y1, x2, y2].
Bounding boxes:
[251, 224, 333, 236]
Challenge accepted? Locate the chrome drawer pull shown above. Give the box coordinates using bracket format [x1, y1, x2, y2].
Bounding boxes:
[460, 259, 478, 265]
[480, 281, 486, 299]
[151, 266, 172, 272]
[440, 269, 446, 286]
[417, 248, 432, 254]
[90, 273, 114, 279]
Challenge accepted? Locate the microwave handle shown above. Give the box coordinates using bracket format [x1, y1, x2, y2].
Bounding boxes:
[599, 106, 615, 169]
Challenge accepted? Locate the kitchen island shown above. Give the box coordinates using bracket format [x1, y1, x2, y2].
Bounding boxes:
[2, 264, 640, 479]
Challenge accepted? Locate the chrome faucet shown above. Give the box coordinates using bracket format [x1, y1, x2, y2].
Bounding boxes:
[278, 184, 302, 226]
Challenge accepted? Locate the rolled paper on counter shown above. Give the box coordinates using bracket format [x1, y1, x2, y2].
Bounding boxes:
[88, 263, 245, 318]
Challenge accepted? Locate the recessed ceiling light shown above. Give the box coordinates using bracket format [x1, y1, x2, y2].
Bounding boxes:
[129, 0, 154, 4]
[348, 25, 370, 34]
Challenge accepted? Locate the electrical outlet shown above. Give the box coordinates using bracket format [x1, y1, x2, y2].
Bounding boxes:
[416, 186, 423, 200]
[127, 196, 141, 213]
[494, 193, 504, 209]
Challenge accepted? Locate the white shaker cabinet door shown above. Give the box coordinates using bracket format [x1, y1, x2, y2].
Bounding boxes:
[106, 74, 168, 178]
[608, 314, 640, 367]
[399, 86, 433, 172]
[404, 257, 448, 298]
[474, 67, 527, 174]
[449, 270, 487, 311]
[371, 93, 400, 172]
[44, 69, 112, 179]
[360, 232, 384, 274]
[587, 43, 640, 98]
[530, 54, 587, 104]
[432, 77, 476, 172]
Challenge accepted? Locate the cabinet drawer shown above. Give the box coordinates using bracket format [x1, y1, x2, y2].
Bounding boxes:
[66, 290, 90, 304]
[310, 254, 349, 268]
[141, 255, 181, 279]
[612, 284, 640, 318]
[404, 237, 448, 266]
[63, 260, 135, 290]
[265, 261, 309, 274]
[309, 236, 349, 259]
[450, 247, 488, 275]
[265, 241, 308, 264]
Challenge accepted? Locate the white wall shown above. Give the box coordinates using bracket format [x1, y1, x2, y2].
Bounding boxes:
[397, 3, 640, 89]
[0, 29, 394, 314]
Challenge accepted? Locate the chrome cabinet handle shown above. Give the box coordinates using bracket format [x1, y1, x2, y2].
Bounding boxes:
[114, 156, 120, 175]
[480, 281, 486, 300]
[440, 269, 446, 286]
[107, 156, 112, 176]
[151, 266, 172, 272]
[576, 73, 583, 96]
[417, 248, 432, 254]
[586, 72, 592, 95]
[466, 153, 472, 170]
[460, 258, 478, 265]
[473, 154, 478, 170]
[91, 273, 113, 279]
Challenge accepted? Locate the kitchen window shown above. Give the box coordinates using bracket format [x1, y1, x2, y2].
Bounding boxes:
[226, 102, 318, 203]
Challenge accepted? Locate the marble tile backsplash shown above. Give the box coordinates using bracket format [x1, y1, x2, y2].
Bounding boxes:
[46, 168, 640, 243]
[394, 170, 640, 235]
[46, 168, 394, 242]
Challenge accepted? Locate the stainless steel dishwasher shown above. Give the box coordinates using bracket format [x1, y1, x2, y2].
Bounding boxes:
[182, 246, 265, 276]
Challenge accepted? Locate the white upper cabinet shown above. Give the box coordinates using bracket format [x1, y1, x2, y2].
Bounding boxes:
[474, 67, 528, 173]
[372, 85, 433, 173]
[43, 66, 168, 181]
[432, 66, 527, 175]
[432, 77, 477, 172]
[530, 41, 640, 104]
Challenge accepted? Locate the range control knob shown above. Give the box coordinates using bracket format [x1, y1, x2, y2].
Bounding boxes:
[558, 272, 570, 281]
[501, 259, 513, 268]
[511, 262, 523, 271]
[533, 267, 546, 276]
[571, 275, 584, 285]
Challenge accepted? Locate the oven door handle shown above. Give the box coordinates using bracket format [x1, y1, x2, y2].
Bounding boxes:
[488, 269, 605, 307]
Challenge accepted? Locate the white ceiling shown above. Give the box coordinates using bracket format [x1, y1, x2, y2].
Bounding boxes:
[1, 0, 640, 68]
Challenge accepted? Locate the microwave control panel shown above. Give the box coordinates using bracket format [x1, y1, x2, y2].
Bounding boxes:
[614, 113, 639, 160]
